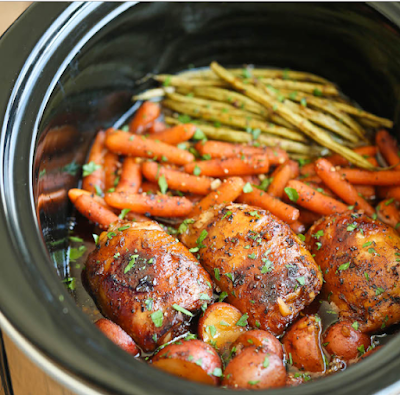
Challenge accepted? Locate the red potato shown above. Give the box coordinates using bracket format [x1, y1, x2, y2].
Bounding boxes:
[323, 321, 371, 361]
[95, 318, 139, 356]
[198, 302, 247, 355]
[282, 315, 325, 372]
[359, 345, 383, 361]
[232, 330, 283, 360]
[222, 347, 286, 390]
[152, 340, 222, 386]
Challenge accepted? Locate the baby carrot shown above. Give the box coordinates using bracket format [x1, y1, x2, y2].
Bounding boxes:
[287, 160, 300, 178]
[82, 130, 106, 194]
[339, 169, 400, 186]
[315, 158, 375, 216]
[376, 198, 400, 232]
[194, 141, 288, 165]
[376, 129, 400, 169]
[129, 101, 161, 134]
[74, 194, 119, 229]
[267, 162, 293, 198]
[142, 161, 214, 195]
[184, 154, 269, 177]
[325, 146, 378, 167]
[300, 161, 316, 176]
[105, 192, 193, 217]
[189, 177, 244, 217]
[116, 157, 142, 194]
[237, 188, 299, 224]
[298, 208, 321, 227]
[387, 186, 400, 202]
[148, 124, 196, 145]
[140, 181, 159, 194]
[104, 151, 119, 191]
[290, 220, 306, 234]
[68, 188, 110, 209]
[105, 128, 194, 165]
[286, 180, 348, 216]
[147, 121, 167, 134]
[354, 185, 376, 201]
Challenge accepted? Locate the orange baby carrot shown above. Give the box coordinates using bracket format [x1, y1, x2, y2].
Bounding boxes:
[147, 121, 167, 134]
[376, 198, 400, 232]
[325, 146, 378, 167]
[300, 175, 322, 184]
[315, 158, 375, 216]
[184, 154, 269, 177]
[194, 141, 288, 165]
[116, 157, 142, 194]
[290, 220, 306, 234]
[129, 101, 161, 134]
[339, 169, 400, 186]
[237, 187, 299, 224]
[376, 129, 400, 169]
[142, 161, 213, 195]
[387, 186, 400, 202]
[354, 185, 376, 201]
[300, 162, 316, 177]
[148, 124, 196, 145]
[68, 188, 110, 209]
[267, 162, 293, 198]
[74, 194, 119, 229]
[125, 211, 153, 223]
[298, 208, 321, 227]
[105, 128, 194, 165]
[286, 180, 348, 216]
[105, 192, 193, 217]
[140, 181, 159, 194]
[189, 177, 244, 217]
[287, 160, 300, 178]
[104, 151, 119, 191]
[82, 130, 106, 194]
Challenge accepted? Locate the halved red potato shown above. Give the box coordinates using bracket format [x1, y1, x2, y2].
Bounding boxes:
[222, 347, 286, 389]
[152, 339, 222, 385]
[95, 318, 139, 356]
[323, 321, 371, 361]
[282, 315, 325, 372]
[232, 330, 283, 360]
[198, 302, 248, 355]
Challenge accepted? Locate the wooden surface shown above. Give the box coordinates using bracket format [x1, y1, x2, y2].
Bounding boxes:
[3, 334, 75, 395]
[0, 5, 75, 393]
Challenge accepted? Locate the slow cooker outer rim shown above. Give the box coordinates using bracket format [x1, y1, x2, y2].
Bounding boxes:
[1, 2, 400, 395]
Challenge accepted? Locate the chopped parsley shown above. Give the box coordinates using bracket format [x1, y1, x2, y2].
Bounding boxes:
[151, 310, 163, 327]
[214, 268, 221, 281]
[338, 262, 350, 271]
[243, 182, 253, 193]
[82, 161, 101, 177]
[236, 313, 248, 327]
[284, 187, 299, 203]
[193, 165, 201, 176]
[172, 304, 193, 317]
[119, 208, 131, 219]
[158, 174, 168, 194]
[124, 254, 139, 273]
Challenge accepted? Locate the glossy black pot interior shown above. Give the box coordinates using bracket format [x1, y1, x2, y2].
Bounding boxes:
[1, 3, 400, 395]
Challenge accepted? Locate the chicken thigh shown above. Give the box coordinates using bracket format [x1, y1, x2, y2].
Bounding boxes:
[180, 203, 322, 335]
[84, 221, 212, 352]
[306, 211, 400, 333]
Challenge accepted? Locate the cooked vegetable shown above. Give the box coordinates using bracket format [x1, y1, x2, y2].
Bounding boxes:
[148, 123, 196, 145]
[282, 315, 325, 372]
[376, 198, 400, 232]
[103, 151, 119, 191]
[82, 130, 106, 194]
[74, 194, 119, 229]
[232, 330, 283, 360]
[68, 188, 111, 209]
[267, 162, 296, 199]
[339, 169, 400, 186]
[152, 340, 222, 386]
[95, 318, 139, 356]
[147, 120, 167, 134]
[129, 101, 161, 134]
[189, 177, 244, 217]
[376, 129, 400, 169]
[314, 158, 374, 216]
[286, 180, 348, 216]
[105, 128, 195, 165]
[198, 302, 247, 355]
[105, 192, 193, 217]
[115, 158, 142, 194]
[222, 347, 286, 389]
[142, 161, 214, 196]
[184, 155, 269, 177]
[323, 321, 371, 361]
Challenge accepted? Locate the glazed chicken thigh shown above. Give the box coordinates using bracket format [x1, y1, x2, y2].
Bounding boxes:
[306, 211, 400, 333]
[180, 203, 322, 335]
[84, 221, 213, 352]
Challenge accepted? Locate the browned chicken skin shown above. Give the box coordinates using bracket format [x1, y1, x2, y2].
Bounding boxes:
[306, 211, 400, 333]
[84, 221, 213, 352]
[180, 203, 322, 335]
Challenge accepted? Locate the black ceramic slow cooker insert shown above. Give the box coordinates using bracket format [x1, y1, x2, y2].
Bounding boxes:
[1, 3, 400, 395]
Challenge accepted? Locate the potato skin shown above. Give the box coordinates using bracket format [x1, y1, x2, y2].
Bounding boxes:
[152, 339, 222, 385]
[306, 211, 400, 333]
[232, 330, 283, 360]
[85, 221, 212, 352]
[180, 203, 322, 335]
[222, 347, 286, 389]
[95, 319, 139, 356]
[282, 315, 325, 372]
[323, 321, 371, 361]
[198, 302, 247, 354]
